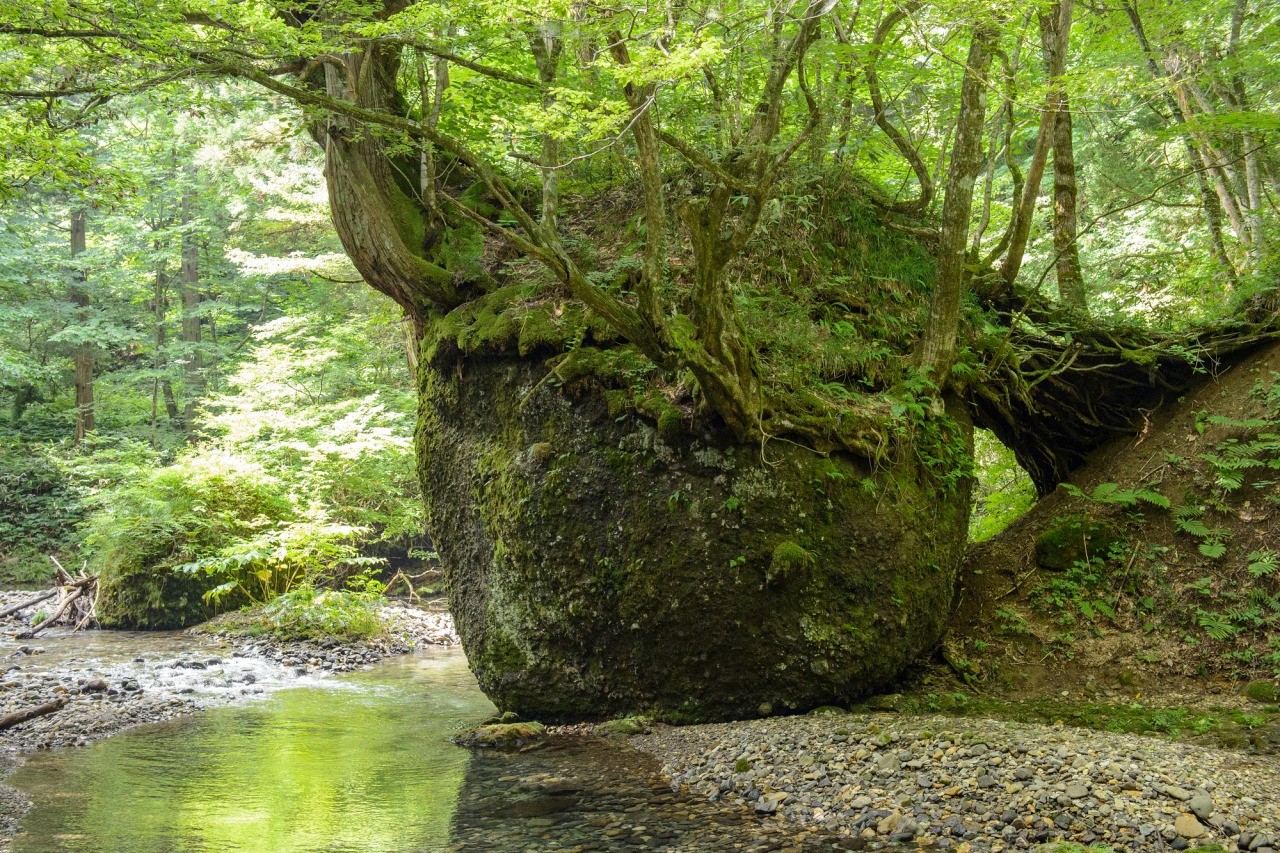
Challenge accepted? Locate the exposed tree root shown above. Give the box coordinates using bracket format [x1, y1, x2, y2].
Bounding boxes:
[970, 303, 1280, 494]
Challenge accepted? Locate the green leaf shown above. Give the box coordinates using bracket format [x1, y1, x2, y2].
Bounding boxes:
[1198, 541, 1227, 559]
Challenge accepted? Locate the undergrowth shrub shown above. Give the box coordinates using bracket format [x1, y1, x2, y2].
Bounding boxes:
[86, 451, 296, 628]
[176, 516, 380, 604]
[213, 584, 385, 642]
[0, 440, 81, 585]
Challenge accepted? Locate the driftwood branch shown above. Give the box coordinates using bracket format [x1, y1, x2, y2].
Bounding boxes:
[0, 588, 56, 619]
[0, 698, 67, 732]
[6, 558, 99, 639]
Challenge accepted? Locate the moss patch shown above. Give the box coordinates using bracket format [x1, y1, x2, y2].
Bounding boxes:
[891, 691, 1280, 753]
[1245, 679, 1280, 704]
[1033, 516, 1122, 571]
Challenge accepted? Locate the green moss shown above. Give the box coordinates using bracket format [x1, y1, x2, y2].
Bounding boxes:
[452, 721, 546, 752]
[458, 182, 499, 218]
[603, 390, 630, 418]
[656, 408, 684, 435]
[891, 691, 1279, 752]
[733, 758, 753, 772]
[1245, 679, 1279, 703]
[439, 219, 486, 281]
[595, 716, 651, 738]
[1034, 516, 1122, 571]
[769, 540, 812, 582]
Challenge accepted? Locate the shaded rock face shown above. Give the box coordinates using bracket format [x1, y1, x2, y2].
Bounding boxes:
[418, 357, 972, 722]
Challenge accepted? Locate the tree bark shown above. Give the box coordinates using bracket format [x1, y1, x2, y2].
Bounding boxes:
[529, 24, 563, 230]
[1041, 5, 1086, 313]
[69, 208, 93, 444]
[179, 189, 204, 427]
[999, 0, 1073, 291]
[0, 699, 67, 732]
[919, 25, 996, 385]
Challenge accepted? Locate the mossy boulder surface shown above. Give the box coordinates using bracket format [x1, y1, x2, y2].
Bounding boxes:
[418, 356, 971, 722]
[1033, 516, 1122, 571]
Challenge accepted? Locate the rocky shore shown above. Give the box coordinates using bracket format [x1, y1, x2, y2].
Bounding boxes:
[0, 590, 458, 848]
[634, 712, 1280, 851]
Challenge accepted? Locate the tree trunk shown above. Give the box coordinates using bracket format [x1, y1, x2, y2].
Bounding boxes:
[69, 208, 94, 445]
[1039, 2, 1090, 312]
[919, 25, 996, 384]
[180, 191, 203, 427]
[999, 1, 1074, 290]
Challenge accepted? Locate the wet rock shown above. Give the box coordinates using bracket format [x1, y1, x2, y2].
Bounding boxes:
[756, 792, 788, 814]
[453, 722, 547, 752]
[1190, 793, 1214, 821]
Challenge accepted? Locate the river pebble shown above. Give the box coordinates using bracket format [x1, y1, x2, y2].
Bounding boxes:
[634, 712, 1280, 851]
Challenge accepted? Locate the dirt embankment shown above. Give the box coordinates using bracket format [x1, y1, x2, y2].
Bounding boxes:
[945, 340, 1280, 711]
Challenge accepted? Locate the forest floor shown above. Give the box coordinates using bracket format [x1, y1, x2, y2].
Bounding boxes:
[0, 591, 458, 846]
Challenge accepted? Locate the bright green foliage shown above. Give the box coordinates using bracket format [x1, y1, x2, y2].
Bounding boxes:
[209, 585, 387, 642]
[87, 452, 297, 628]
[177, 517, 380, 605]
[969, 430, 1036, 541]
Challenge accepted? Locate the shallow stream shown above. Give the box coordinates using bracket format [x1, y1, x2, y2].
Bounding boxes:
[8, 646, 852, 852]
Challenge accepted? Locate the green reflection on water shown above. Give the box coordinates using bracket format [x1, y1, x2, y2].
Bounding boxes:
[11, 649, 495, 853]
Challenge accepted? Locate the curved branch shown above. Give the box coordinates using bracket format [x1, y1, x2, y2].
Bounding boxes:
[861, 4, 933, 216]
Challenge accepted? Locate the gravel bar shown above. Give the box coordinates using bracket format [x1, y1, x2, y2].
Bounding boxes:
[634, 712, 1280, 851]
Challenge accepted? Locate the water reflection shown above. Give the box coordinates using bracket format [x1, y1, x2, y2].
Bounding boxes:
[13, 649, 859, 852]
[12, 651, 494, 852]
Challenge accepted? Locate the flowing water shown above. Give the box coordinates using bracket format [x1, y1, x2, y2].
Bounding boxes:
[8, 647, 856, 852]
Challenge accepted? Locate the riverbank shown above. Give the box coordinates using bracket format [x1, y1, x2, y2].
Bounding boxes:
[633, 711, 1280, 851]
[0, 590, 458, 849]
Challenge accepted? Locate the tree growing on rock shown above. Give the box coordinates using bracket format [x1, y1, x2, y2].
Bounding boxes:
[2, 0, 1276, 720]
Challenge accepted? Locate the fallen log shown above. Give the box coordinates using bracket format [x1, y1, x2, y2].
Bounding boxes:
[0, 698, 68, 732]
[0, 588, 57, 620]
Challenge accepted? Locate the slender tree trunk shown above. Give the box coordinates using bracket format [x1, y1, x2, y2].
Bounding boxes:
[152, 253, 181, 440]
[1123, 1, 1241, 285]
[69, 208, 94, 444]
[920, 25, 996, 386]
[1000, 0, 1073, 290]
[1039, 3, 1086, 313]
[180, 191, 203, 427]
[530, 24, 563, 230]
[1051, 102, 1085, 311]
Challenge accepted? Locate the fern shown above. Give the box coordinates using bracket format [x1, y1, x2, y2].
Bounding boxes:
[1197, 610, 1236, 640]
[1199, 540, 1227, 559]
[1248, 550, 1279, 577]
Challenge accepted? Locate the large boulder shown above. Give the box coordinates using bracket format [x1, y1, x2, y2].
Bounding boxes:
[418, 356, 971, 722]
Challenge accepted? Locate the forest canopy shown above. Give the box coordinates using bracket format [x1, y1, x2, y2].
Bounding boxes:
[2, 0, 1275, 490]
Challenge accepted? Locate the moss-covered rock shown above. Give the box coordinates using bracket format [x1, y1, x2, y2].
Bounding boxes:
[595, 716, 652, 738]
[1245, 679, 1280, 704]
[418, 355, 972, 722]
[1033, 516, 1122, 571]
[452, 721, 546, 751]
